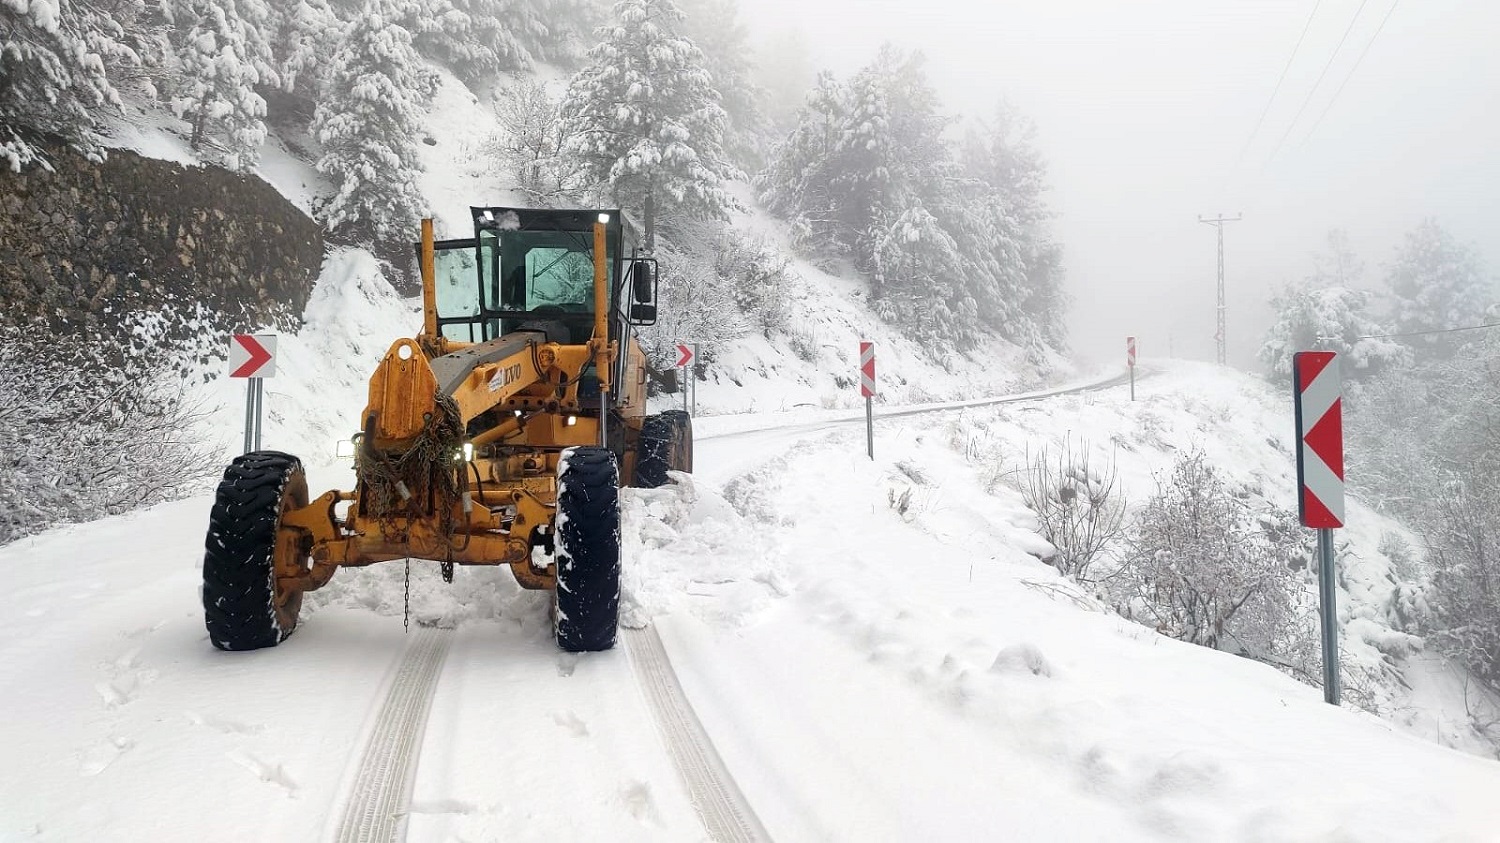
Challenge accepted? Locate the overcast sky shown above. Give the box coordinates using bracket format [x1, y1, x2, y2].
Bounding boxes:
[737, 0, 1500, 368]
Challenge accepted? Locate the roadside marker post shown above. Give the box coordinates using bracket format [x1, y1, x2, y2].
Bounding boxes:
[860, 341, 876, 460]
[676, 343, 693, 414]
[1293, 350, 1344, 705]
[1127, 336, 1137, 400]
[229, 334, 277, 453]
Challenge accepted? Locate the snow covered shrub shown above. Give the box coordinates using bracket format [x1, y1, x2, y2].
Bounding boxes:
[0, 325, 218, 545]
[636, 235, 746, 368]
[704, 228, 792, 337]
[487, 80, 572, 202]
[1424, 479, 1500, 693]
[1019, 438, 1126, 583]
[1115, 451, 1311, 658]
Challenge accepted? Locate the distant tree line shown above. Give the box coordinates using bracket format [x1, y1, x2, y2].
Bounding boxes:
[754, 48, 1067, 355]
[4, 0, 1067, 358]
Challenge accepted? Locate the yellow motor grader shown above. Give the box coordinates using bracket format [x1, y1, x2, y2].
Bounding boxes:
[202, 208, 692, 652]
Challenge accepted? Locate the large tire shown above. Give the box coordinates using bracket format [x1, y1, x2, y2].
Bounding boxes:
[203, 451, 308, 651]
[634, 410, 693, 489]
[554, 447, 621, 652]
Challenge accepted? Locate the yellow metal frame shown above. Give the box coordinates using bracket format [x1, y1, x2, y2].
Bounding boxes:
[274, 216, 649, 599]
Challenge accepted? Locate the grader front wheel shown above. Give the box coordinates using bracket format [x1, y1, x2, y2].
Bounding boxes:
[203, 451, 309, 651]
[554, 447, 621, 652]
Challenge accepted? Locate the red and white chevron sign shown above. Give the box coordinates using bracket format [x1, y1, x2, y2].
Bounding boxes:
[859, 341, 876, 398]
[1293, 351, 1343, 528]
[229, 334, 277, 379]
[1127, 336, 1137, 368]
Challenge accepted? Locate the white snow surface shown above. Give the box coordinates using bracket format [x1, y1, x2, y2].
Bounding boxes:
[5, 365, 1500, 841]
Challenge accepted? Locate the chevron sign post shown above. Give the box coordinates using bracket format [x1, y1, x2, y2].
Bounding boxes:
[860, 341, 875, 460]
[1293, 350, 1343, 706]
[230, 334, 277, 454]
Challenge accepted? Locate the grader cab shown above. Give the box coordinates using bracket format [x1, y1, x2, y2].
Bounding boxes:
[201, 208, 693, 653]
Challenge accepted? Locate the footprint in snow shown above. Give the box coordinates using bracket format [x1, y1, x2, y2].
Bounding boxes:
[78, 736, 135, 777]
[556, 653, 579, 678]
[94, 647, 157, 708]
[184, 711, 265, 736]
[403, 798, 479, 816]
[227, 750, 299, 796]
[123, 620, 168, 639]
[619, 781, 663, 826]
[551, 710, 590, 737]
[990, 642, 1055, 678]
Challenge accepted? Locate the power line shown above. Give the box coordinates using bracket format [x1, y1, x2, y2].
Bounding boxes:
[1296, 0, 1400, 149]
[1235, 0, 1326, 166]
[1358, 321, 1500, 341]
[1264, 0, 1372, 165]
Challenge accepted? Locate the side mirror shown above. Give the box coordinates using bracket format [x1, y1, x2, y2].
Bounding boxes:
[628, 259, 658, 325]
[631, 259, 657, 303]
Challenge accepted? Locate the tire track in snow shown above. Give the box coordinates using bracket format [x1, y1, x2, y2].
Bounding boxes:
[625, 626, 771, 843]
[332, 625, 452, 843]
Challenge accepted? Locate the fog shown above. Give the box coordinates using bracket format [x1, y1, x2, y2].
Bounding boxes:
[739, 0, 1500, 367]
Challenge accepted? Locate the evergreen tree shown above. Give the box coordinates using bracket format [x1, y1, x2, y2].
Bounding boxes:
[406, 0, 528, 81]
[1, 0, 127, 171]
[1386, 219, 1494, 361]
[560, 0, 737, 240]
[755, 48, 1066, 353]
[271, 0, 343, 98]
[1260, 231, 1405, 379]
[677, 0, 765, 167]
[1259, 285, 1407, 379]
[756, 71, 848, 261]
[311, 5, 430, 243]
[870, 203, 975, 347]
[162, 0, 278, 169]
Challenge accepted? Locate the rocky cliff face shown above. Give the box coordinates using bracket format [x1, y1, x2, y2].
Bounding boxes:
[0, 141, 324, 369]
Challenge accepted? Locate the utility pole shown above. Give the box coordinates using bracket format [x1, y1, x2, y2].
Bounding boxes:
[1198, 213, 1242, 365]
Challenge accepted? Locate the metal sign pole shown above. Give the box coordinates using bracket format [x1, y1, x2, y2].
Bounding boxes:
[865, 396, 874, 460]
[258, 377, 267, 450]
[1317, 527, 1340, 704]
[243, 378, 256, 454]
[1130, 366, 1135, 401]
[1294, 350, 1344, 707]
[691, 343, 698, 416]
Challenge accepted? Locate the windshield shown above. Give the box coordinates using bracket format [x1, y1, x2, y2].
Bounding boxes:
[490, 230, 612, 313]
[428, 213, 625, 343]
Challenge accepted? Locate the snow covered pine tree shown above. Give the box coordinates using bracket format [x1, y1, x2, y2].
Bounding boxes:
[560, 0, 737, 245]
[311, 3, 431, 244]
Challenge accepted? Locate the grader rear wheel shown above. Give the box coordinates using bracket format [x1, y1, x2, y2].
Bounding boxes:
[202, 451, 309, 651]
[634, 410, 693, 488]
